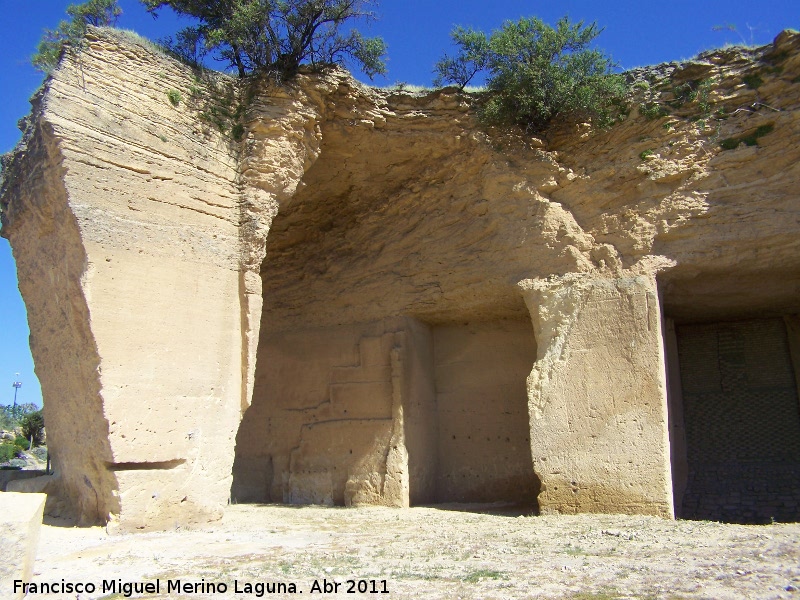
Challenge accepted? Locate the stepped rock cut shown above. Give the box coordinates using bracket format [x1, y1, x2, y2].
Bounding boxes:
[1, 28, 799, 529]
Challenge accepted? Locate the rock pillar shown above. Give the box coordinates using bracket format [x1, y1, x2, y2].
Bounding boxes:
[0, 29, 323, 531]
[519, 273, 674, 517]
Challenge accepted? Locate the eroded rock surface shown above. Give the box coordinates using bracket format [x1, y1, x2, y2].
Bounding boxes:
[2, 28, 799, 529]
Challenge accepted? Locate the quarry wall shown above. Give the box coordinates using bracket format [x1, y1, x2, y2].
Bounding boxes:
[1, 27, 799, 529]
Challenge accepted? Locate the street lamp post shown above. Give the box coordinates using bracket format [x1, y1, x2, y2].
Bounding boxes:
[12, 373, 22, 418]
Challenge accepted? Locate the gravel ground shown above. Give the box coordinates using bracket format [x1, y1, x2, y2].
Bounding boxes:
[24, 504, 800, 599]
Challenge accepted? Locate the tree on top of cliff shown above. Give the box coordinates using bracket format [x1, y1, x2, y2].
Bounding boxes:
[434, 16, 626, 132]
[32, 0, 122, 73]
[141, 0, 387, 80]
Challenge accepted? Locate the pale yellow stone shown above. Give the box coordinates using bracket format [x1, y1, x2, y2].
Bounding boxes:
[1, 27, 799, 530]
[0, 493, 46, 599]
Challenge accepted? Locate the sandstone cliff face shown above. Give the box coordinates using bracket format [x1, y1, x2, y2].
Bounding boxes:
[2, 28, 799, 529]
[2, 30, 259, 528]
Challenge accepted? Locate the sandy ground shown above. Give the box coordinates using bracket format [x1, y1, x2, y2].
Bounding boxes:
[23, 504, 800, 600]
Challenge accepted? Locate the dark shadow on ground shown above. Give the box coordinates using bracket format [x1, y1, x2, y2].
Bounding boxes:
[232, 501, 538, 518]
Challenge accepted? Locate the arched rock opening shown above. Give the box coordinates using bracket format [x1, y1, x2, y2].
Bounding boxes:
[231, 98, 541, 510]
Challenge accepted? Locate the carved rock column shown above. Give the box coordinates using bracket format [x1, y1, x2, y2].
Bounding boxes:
[519, 273, 674, 517]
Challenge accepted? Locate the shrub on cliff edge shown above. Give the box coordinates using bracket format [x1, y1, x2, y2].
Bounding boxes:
[434, 16, 627, 132]
[141, 0, 387, 80]
[32, 0, 122, 73]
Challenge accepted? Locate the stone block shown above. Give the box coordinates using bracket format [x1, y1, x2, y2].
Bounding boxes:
[0, 492, 47, 600]
[519, 274, 674, 517]
[0, 470, 46, 492]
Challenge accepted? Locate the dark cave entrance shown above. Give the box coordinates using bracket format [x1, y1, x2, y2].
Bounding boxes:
[661, 271, 800, 523]
[674, 318, 800, 523]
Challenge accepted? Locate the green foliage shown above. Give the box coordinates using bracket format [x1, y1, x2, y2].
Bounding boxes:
[142, 0, 387, 80]
[19, 410, 45, 447]
[639, 149, 654, 160]
[693, 78, 714, 114]
[0, 442, 19, 463]
[433, 26, 489, 89]
[32, 0, 122, 73]
[165, 69, 246, 143]
[671, 82, 693, 105]
[14, 435, 31, 451]
[163, 24, 206, 66]
[0, 403, 39, 430]
[189, 81, 203, 97]
[640, 77, 714, 123]
[668, 78, 713, 113]
[0, 406, 15, 430]
[719, 123, 774, 150]
[434, 16, 626, 131]
[166, 89, 182, 106]
[640, 102, 668, 120]
[192, 75, 249, 140]
[231, 122, 245, 141]
[16, 403, 39, 416]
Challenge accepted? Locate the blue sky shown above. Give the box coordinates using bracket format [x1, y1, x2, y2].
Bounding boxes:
[0, 0, 798, 408]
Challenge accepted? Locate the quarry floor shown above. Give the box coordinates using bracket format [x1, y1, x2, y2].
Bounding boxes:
[32, 504, 800, 600]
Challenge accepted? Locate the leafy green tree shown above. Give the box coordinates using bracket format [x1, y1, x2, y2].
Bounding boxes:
[432, 26, 489, 90]
[14, 403, 40, 417]
[19, 410, 45, 447]
[0, 442, 19, 463]
[142, 0, 387, 79]
[32, 0, 122, 73]
[435, 16, 627, 131]
[0, 406, 15, 430]
[0, 402, 39, 429]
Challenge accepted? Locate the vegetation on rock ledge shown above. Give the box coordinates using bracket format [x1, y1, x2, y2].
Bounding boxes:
[434, 16, 627, 131]
[25, 2, 793, 151]
[32, 0, 122, 73]
[142, 0, 387, 80]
